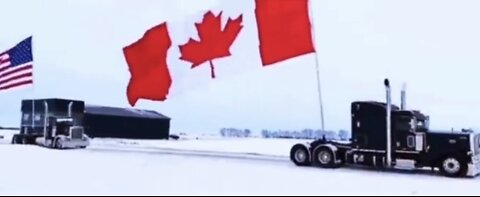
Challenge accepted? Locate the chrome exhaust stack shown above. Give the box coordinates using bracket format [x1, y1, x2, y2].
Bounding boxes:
[384, 78, 392, 168]
[43, 101, 48, 140]
[401, 83, 406, 110]
[68, 101, 73, 117]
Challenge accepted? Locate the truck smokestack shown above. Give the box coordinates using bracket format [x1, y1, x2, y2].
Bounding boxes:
[384, 78, 392, 168]
[401, 83, 406, 110]
[43, 101, 48, 139]
[68, 102, 73, 117]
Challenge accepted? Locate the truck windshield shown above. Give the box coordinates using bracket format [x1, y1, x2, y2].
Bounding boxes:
[416, 119, 429, 131]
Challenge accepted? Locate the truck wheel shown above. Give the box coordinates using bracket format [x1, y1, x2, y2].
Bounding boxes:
[290, 144, 311, 166]
[23, 136, 35, 145]
[54, 138, 63, 149]
[313, 147, 337, 168]
[22, 137, 29, 144]
[11, 135, 21, 144]
[439, 156, 467, 177]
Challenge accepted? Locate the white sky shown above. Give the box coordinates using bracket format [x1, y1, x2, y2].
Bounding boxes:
[2, 0, 480, 134]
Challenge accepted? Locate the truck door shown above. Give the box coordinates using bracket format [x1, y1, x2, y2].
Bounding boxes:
[46, 117, 55, 140]
[394, 115, 423, 155]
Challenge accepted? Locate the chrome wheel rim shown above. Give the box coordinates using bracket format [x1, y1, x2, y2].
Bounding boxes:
[294, 149, 307, 163]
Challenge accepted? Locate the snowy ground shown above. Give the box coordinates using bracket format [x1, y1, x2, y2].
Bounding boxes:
[0, 129, 17, 144]
[1, 134, 480, 195]
[90, 137, 309, 157]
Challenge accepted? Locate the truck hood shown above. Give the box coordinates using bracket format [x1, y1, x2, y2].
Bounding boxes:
[427, 130, 472, 135]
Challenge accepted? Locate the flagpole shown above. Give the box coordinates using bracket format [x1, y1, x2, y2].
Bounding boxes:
[307, 0, 326, 132]
[32, 98, 34, 130]
[32, 89, 35, 131]
[31, 36, 35, 132]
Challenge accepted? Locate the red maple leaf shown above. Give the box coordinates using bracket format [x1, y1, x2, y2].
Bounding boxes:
[179, 11, 243, 79]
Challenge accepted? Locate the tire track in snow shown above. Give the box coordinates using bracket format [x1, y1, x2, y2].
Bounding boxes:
[84, 144, 290, 163]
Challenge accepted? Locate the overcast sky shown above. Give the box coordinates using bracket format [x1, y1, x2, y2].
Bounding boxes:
[2, 0, 480, 134]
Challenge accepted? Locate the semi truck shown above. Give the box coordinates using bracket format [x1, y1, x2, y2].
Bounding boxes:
[11, 99, 90, 149]
[290, 79, 480, 178]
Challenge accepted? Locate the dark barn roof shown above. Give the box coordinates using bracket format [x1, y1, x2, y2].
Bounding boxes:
[84, 105, 170, 120]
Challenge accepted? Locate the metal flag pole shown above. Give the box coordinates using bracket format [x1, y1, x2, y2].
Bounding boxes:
[32, 97, 35, 130]
[31, 37, 35, 132]
[307, 0, 326, 132]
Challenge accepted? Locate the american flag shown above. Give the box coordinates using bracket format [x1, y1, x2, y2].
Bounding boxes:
[0, 37, 33, 91]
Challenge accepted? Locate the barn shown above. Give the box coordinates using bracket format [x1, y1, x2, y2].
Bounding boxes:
[83, 105, 171, 140]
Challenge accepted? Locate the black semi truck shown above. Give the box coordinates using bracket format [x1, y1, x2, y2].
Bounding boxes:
[290, 79, 480, 178]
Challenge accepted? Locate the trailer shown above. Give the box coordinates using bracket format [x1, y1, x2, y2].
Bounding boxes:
[290, 79, 480, 178]
[11, 98, 90, 149]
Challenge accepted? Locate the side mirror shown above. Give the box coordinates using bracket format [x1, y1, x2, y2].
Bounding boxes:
[425, 116, 430, 130]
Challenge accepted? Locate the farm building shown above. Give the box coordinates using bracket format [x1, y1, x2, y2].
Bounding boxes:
[83, 105, 171, 139]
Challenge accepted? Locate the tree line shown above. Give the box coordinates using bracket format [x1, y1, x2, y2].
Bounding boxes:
[219, 128, 351, 140]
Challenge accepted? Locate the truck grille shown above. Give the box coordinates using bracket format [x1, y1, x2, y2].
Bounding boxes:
[70, 127, 84, 139]
[475, 134, 480, 154]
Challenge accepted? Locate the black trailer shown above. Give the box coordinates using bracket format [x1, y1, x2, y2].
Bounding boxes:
[290, 79, 480, 178]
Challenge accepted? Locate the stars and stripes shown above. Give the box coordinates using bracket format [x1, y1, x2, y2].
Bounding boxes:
[0, 37, 33, 91]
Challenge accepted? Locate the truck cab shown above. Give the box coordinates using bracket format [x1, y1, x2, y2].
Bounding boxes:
[289, 79, 480, 178]
[351, 101, 480, 177]
[35, 116, 90, 149]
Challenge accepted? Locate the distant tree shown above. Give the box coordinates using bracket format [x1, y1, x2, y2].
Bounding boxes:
[220, 128, 226, 137]
[302, 129, 314, 139]
[324, 130, 337, 140]
[284, 130, 291, 138]
[235, 128, 242, 137]
[314, 130, 325, 139]
[244, 129, 251, 138]
[271, 130, 279, 138]
[261, 130, 269, 138]
[292, 130, 301, 139]
[229, 128, 235, 137]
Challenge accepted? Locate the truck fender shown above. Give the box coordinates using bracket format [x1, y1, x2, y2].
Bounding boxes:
[56, 135, 68, 141]
[294, 142, 311, 156]
[312, 143, 341, 164]
[82, 134, 91, 141]
[53, 135, 68, 148]
[289, 142, 313, 166]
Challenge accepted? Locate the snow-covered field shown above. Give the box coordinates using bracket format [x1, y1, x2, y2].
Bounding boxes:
[90, 137, 309, 158]
[1, 134, 480, 195]
[0, 129, 17, 144]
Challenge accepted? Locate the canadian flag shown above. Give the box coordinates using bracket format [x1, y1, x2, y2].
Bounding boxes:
[123, 0, 316, 107]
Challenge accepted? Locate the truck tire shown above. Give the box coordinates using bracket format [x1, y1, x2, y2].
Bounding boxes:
[22, 137, 28, 144]
[22, 136, 35, 145]
[312, 147, 337, 168]
[54, 138, 63, 149]
[11, 135, 22, 144]
[439, 155, 467, 177]
[290, 144, 311, 166]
